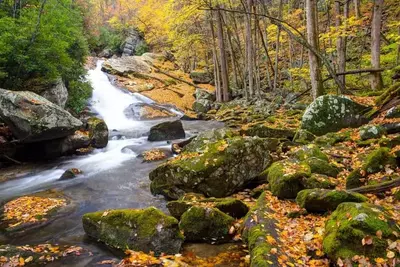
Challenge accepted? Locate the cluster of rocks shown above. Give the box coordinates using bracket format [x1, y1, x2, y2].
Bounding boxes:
[0, 88, 109, 162]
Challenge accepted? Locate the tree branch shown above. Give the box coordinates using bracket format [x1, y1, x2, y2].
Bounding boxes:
[349, 178, 400, 194]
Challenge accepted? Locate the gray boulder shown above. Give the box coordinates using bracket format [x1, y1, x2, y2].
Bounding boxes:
[102, 56, 151, 75]
[0, 89, 82, 143]
[40, 79, 68, 108]
[359, 124, 386, 140]
[82, 207, 183, 255]
[192, 99, 212, 114]
[301, 95, 370, 136]
[122, 29, 146, 56]
[190, 72, 213, 84]
[148, 120, 185, 141]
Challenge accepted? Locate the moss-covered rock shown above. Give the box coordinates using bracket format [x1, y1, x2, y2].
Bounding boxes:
[292, 144, 329, 162]
[301, 95, 370, 136]
[87, 117, 108, 148]
[296, 189, 367, 213]
[150, 137, 274, 199]
[323, 202, 398, 261]
[346, 147, 396, 189]
[82, 207, 183, 255]
[293, 129, 316, 144]
[303, 174, 337, 189]
[59, 168, 83, 180]
[314, 130, 352, 146]
[359, 125, 386, 141]
[179, 206, 234, 243]
[167, 198, 249, 219]
[267, 160, 311, 199]
[148, 120, 185, 141]
[183, 128, 238, 153]
[385, 104, 400, 118]
[305, 157, 340, 177]
[240, 124, 295, 139]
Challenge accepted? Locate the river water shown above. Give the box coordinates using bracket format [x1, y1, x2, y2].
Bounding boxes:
[0, 61, 223, 266]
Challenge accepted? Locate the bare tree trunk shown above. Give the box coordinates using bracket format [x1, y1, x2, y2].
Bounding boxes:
[216, 7, 230, 102]
[209, 12, 222, 102]
[335, 0, 348, 92]
[306, 0, 324, 98]
[273, 0, 283, 91]
[353, 0, 361, 19]
[370, 0, 384, 91]
[397, 26, 400, 66]
[245, 0, 254, 98]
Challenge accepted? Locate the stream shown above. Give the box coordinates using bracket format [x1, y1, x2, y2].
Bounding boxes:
[0, 61, 224, 266]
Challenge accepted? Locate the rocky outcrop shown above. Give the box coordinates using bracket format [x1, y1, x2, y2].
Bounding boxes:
[0, 89, 82, 143]
[323, 202, 398, 261]
[296, 189, 367, 213]
[192, 88, 215, 114]
[87, 117, 108, 148]
[150, 136, 274, 199]
[122, 29, 146, 56]
[190, 71, 213, 84]
[148, 120, 185, 141]
[240, 124, 296, 139]
[102, 56, 152, 76]
[179, 206, 234, 243]
[82, 207, 183, 255]
[40, 79, 68, 108]
[301, 95, 370, 136]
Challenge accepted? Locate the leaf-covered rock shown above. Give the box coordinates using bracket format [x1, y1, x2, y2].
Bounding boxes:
[323, 202, 398, 261]
[296, 189, 367, 213]
[301, 95, 370, 136]
[82, 207, 183, 255]
[150, 136, 274, 199]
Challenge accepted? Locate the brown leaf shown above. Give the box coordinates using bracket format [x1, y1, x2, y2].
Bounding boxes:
[361, 235, 373, 246]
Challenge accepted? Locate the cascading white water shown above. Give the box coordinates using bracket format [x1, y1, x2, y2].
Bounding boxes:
[88, 61, 144, 130]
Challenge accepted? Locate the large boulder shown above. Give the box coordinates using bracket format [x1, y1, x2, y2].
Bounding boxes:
[121, 29, 146, 56]
[192, 99, 212, 114]
[0, 89, 82, 143]
[150, 136, 274, 199]
[240, 124, 295, 139]
[40, 79, 68, 108]
[87, 117, 108, 148]
[183, 128, 239, 153]
[148, 120, 185, 141]
[82, 207, 183, 255]
[359, 124, 386, 140]
[102, 56, 151, 76]
[296, 189, 367, 213]
[301, 95, 370, 136]
[323, 202, 399, 261]
[190, 71, 213, 84]
[179, 206, 235, 243]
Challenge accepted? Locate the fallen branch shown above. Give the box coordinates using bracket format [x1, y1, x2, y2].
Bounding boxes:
[2, 155, 22, 165]
[349, 177, 400, 194]
[152, 66, 204, 90]
[323, 68, 385, 83]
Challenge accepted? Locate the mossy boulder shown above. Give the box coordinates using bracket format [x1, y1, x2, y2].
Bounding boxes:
[267, 160, 311, 199]
[167, 198, 248, 219]
[303, 174, 337, 189]
[179, 206, 234, 243]
[148, 120, 185, 141]
[59, 168, 83, 180]
[346, 147, 397, 189]
[190, 71, 213, 84]
[301, 95, 370, 136]
[183, 128, 238, 153]
[240, 124, 295, 139]
[150, 137, 274, 199]
[82, 207, 183, 255]
[87, 117, 109, 148]
[293, 129, 316, 144]
[193, 99, 212, 114]
[315, 130, 352, 146]
[305, 157, 340, 177]
[296, 189, 367, 213]
[385, 105, 400, 118]
[359, 125, 386, 141]
[323, 202, 399, 261]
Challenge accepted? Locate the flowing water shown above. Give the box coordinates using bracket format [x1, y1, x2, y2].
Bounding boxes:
[0, 61, 223, 266]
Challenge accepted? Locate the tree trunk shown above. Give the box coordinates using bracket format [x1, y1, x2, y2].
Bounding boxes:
[306, 0, 324, 99]
[353, 0, 361, 19]
[245, 0, 254, 98]
[335, 0, 348, 92]
[209, 12, 222, 102]
[216, 7, 230, 102]
[370, 0, 384, 91]
[273, 0, 283, 91]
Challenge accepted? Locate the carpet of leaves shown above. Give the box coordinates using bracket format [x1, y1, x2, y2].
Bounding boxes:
[142, 149, 168, 162]
[2, 196, 66, 228]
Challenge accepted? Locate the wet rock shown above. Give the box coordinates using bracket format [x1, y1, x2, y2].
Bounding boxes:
[359, 124, 386, 140]
[171, 136, 196, 154]
[346, 147, 396, 189]
[150, 137, 274, 199]
[190, 71, 213, 84]
[301, 95, 370, 136]
[167, 197, 248, 219]
[59, 168, 83, 180]
[87, 117, 108, 148]
[296, 189, 367, 213]
[323, 202, 398, 261]
[0, 89, 82, 143]
[40, 78, 68, 108]
[148, 120, 185, 141]
[82, 207, 183, 255]
[240, 124, 295, 139]
[179, 206, 234, 243]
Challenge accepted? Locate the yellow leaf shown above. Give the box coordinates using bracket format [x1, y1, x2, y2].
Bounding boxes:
[387, 251, 395, 259]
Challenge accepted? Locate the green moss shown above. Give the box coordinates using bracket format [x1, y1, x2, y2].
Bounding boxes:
[315, 130, 352, 146]
[293, 129, 316, 144]
[267, 160, 311, 199]
[346, 169, 364, 189]
[359, 125, 386, 141]
[305, 157, 340, 177]
[363, 147, 396, 174]
[304, 174, 336, 189]
[167, 201, 192, 219]
[240, 124, 295, 139]
[323, 202, 398, 260]
[179, 206, 234, 243]
[296, 189, 367, 213]
[247, 225, 274, 267]
[293, 144, 329, 162]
